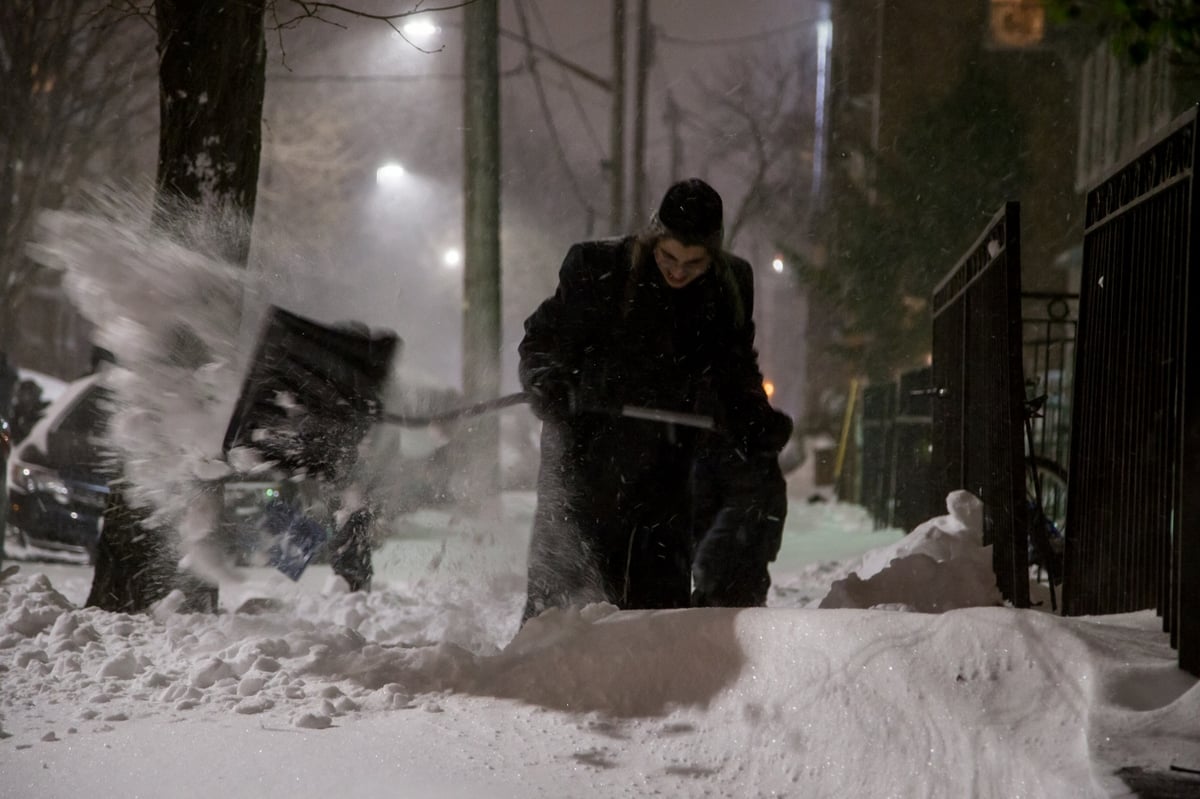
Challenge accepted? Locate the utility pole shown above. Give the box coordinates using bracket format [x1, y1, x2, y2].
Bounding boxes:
[664, 89, 682, 184]
[493, 3, 632, 236]
[630, 0, 652, 227]
[462, 0, 501, 499]
[609, 0, 626, 235]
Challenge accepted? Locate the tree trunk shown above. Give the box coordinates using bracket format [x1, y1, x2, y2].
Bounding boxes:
[154, 0, 267, 263]
[86, 485, 217, 613]
[88, 0, 266, 613]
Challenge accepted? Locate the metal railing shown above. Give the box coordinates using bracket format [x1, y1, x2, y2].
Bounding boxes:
[1022, 293, 1078, 466]
[871, 112, 1199, 673]
[1022, 292, 1078, 534]
[860, 382, 896, 529]
[892, 367, 937, 532]
[931, 201, 1030, 607]
[1064, 106, 1199, 674]
[858, 367, 935, 532]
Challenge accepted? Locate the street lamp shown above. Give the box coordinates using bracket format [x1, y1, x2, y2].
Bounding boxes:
[772, 256, 785, 274]
[376, 161, 407, 186]
[402, 20, 441, 39]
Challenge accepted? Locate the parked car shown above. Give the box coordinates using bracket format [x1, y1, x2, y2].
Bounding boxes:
[4, 374, 287, 565]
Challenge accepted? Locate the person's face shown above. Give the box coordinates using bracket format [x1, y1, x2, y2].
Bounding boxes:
[654, 238, 712, 289]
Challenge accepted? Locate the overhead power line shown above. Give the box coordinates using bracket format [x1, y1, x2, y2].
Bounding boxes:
[512, 0, 597, 227]
[527, 0, 606, 159]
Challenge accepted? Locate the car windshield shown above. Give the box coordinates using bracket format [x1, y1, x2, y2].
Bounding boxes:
[45, 385, 114, 483]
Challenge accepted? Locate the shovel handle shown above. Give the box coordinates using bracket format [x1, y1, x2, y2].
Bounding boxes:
[380, 391, 530, 426]
[617, 405, 714, 430]
[378, 391, 715, 432]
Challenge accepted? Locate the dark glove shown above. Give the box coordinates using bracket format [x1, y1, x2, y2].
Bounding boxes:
[526, 370, 576, 421]
[739, 406, 793, 454]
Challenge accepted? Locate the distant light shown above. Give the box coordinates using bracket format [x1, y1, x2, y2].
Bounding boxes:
[402, 20, 440, 39]
[763, 379, 776, 398]
[376, 162, 406, 185]
[443, 248, 462, 268]
[772, 257, 785, 273]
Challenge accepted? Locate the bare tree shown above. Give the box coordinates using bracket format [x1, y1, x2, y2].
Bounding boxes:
[692, 48, 816, 250]
[85, 0, 271, 614]
[88, 0, 481, 612]
[0, 0, 156, 351]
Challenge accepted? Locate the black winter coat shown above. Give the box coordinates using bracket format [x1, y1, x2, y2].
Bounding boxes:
[518, 237, 787, 620]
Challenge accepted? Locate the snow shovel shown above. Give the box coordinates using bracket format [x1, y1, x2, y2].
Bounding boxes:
[222, 305, 400, 482]
[223, 306, 716, 474]
[219, 306, 400, 580]
[221, 307, 540, 579]
[222, 306, 714, 579]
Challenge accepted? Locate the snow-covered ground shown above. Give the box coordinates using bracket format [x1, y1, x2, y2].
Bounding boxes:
[3, 488, 1197, 799]
[10, 195, 1197, 797]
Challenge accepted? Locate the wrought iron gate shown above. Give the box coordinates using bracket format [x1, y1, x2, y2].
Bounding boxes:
[931, 202, 1030, 607]
[1065, 106, 1199, 675]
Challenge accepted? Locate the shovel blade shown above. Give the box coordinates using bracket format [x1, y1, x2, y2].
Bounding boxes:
[223, 306, 399, 481]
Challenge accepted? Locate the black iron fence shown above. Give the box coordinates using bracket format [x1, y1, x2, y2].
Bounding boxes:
[1022, 293, 1078, 468]
[860, 382, 895, 529]
[857, 295, 1077, 538]
[1064, 107, 1199, 674]
[893, 368, 937, 532]
[931, 201, 1030, 607]
[837, 111, 1199, 674]
[859, 368, 935, 532]
[1022, 292, 1078, 535]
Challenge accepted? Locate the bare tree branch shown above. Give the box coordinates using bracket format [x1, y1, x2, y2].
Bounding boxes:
[692, 49, 813, 249]
[0, 0, 157, 348]
[103, 0, 157, 31]
[511, 0, 595, 221]
[274, 0, 475, 50]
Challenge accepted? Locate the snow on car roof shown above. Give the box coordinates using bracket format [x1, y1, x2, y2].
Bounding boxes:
[11, 373, 100, 461]
[16, 368, 70, 404]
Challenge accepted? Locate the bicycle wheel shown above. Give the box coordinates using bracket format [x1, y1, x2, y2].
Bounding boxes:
[1026, 455, 1067, 592]
[1027, 456, 1068, 535]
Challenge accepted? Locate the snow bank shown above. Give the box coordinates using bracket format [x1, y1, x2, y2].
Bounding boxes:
[818, 489, 1003, 611]
[3, 494, 1199, 798]
[3, 566, 1197, 798]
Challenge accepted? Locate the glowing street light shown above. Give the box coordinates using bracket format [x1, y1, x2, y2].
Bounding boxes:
[402, 20, 441, 39]
[772, 257, 785, 274]
[376, 161, 406, 186]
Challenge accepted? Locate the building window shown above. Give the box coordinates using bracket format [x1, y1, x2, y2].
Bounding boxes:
[988, 0, 1046, 49]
